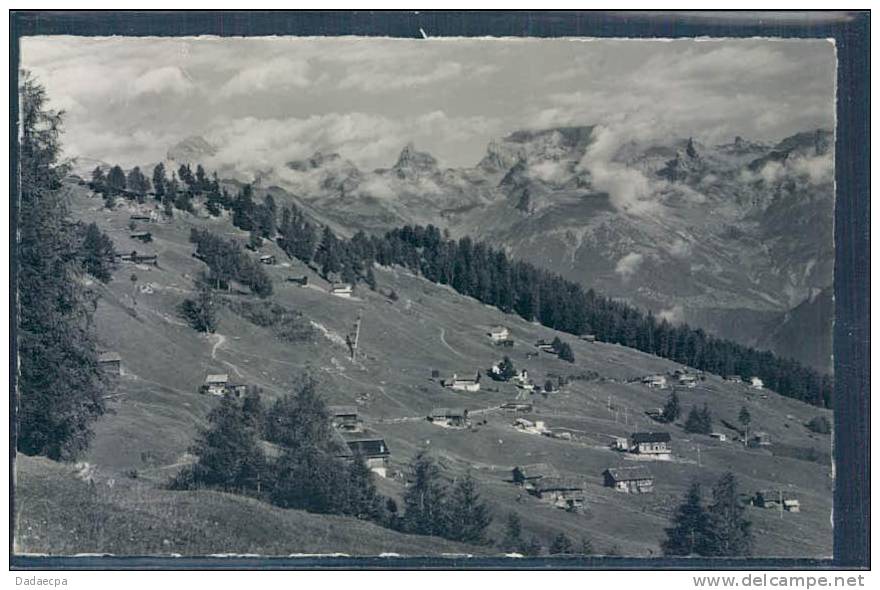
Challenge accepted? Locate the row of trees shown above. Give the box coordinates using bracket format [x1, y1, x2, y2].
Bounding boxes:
[172, 377, 494, 544]
[17, 73, 107, 460]
[662, 473, 753, 557]
[189, 228, 273, 298]
[274, 223, 828, 407]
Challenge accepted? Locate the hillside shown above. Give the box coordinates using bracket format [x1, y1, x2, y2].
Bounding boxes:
[14, 182, 833, 557]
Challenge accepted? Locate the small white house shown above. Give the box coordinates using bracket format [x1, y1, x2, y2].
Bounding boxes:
[750, 377, 764, 390]
[204, 374, 229, 396]
[330, 283, 354, 297]
[443, 373, 481, 392]
[678, 374, 698, 388]
[643, 374, 668, 389]
[709, 432, 727, 442]
[487, 326, 510, 343]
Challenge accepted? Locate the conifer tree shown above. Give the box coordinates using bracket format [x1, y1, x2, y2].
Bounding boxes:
[152, 162, 166, 199]
[17, 73, 106, 460]
[738, 406, 751, 440]
[402, 451, 448, 537]
[500, 511, 524, 552]
[662, 390, 681, 423]
[90, 166, 106, 194]
[661, 482, 711, 556]
[173, 392, 267, 493]
[79, 222, 115, 282]
[346, 453, 383, 520]
[549, 533, 574, 555]
[106, 165, 126, 194]
[703, 472, 753, 557]
[180, 274, 217, 333]
[444, 472, 492, 544]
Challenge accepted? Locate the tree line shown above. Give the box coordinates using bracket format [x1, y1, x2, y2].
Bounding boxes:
[279, 223, 830, 407]
[170, 377, 493, 545]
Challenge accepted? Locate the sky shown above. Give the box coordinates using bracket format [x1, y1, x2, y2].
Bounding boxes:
[20, 36, 836, 172]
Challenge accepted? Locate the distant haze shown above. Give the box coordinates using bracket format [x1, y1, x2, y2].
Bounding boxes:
[22, 36, 835, 171]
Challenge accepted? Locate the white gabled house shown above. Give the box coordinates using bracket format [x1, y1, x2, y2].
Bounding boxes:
[204, 373, 229, 396]
[442, 373, 481, 392]
[487, 326, 510, 343]
[329, 283, 354, 297]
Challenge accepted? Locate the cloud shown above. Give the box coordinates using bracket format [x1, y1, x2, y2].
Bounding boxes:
[615, 252, 644, 280]
[20, 36, 835, 172]
[657, 305, 685, 324]
[131, 66, 194, 97]
[218, 57, 311, 97]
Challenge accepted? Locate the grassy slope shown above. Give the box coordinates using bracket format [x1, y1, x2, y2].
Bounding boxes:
[16, 185, 832, 557]
[13, 455, 481, 556]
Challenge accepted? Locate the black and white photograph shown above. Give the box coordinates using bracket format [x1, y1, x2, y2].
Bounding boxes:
[9, 10, 870, 571]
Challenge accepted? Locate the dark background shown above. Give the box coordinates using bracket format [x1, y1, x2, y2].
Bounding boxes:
[8, 10, 870, 570]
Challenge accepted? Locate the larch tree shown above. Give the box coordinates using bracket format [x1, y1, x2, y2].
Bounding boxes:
[17, 72, 106, 460]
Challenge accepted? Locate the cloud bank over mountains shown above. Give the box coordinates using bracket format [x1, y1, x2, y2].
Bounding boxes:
[23, 36, 835, 176]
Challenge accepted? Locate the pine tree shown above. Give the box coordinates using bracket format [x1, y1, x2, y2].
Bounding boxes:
[180, 274, 217, 333]
[90, 166, 106, 194]
[444, 472, 492, 544]
[558, 341, 575, 363]
[703, 472, 753, 557]
[500, 511, 524, 552]
[662, 390, 681, 423]
[346, 453, 382, 520]
[402, 451, 448, 537]
[738, 406, 751, 439]
[106, 165, 126, 195]
[264, 376, 334, 451]
[661, 482, 711, 556]
[173, 391, 267, 493]
[17, 73, 106, 460]
[126, 166, 149, 201]
[549, 532, 574, 555]
[79, 222, 115, 282]
[497, 356, 517, 381]
[685, 405, 712, 435]
[365, 266, 377, 291]
[195, 164, 207, 193]
[152, 162, 166, 199]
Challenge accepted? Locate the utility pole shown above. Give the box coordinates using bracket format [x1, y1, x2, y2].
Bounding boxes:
[697, 444, 702, 467]
[348, 310, 363, 361]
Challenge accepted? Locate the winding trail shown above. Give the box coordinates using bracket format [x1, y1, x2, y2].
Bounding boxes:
[439, 327, 467, 359]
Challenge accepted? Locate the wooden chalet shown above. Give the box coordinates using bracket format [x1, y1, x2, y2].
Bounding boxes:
[97, 351, 122, 375]
[130, 231, 152, 242]
[487, 326, 510, 343]
[753, 490, 800, 512]
[428, 407, 470, 428]
[529, 476, 586, 511]
[501, 401, 533, 413]
[441, 373, 481, 392]
[203, 373, 229, 396]
[749, 431, 772, 447]
[630, 432, 672, 457]
[259, 254, 276, 265]
[339, 436, 391, 477]
[287, 275, 309, 286]
[328, 405, 362, 432]
[603, 466, 655, 494]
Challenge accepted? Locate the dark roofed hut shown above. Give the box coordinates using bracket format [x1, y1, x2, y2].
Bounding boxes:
[428, 407, 470, 428]
[328, 405, 362, 432]
[529, 475, 586, 511]
[97, 351, 121, 375]
[603, 466, 655, 494]
[339, 436, 391, 477]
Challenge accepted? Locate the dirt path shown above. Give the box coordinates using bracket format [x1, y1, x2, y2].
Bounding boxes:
[210, 333, 226, 359]
[439, 327, 467, 359]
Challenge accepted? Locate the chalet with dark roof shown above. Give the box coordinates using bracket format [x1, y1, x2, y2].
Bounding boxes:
[603, 466, 655, 494]
[630, 432, 672, 457]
